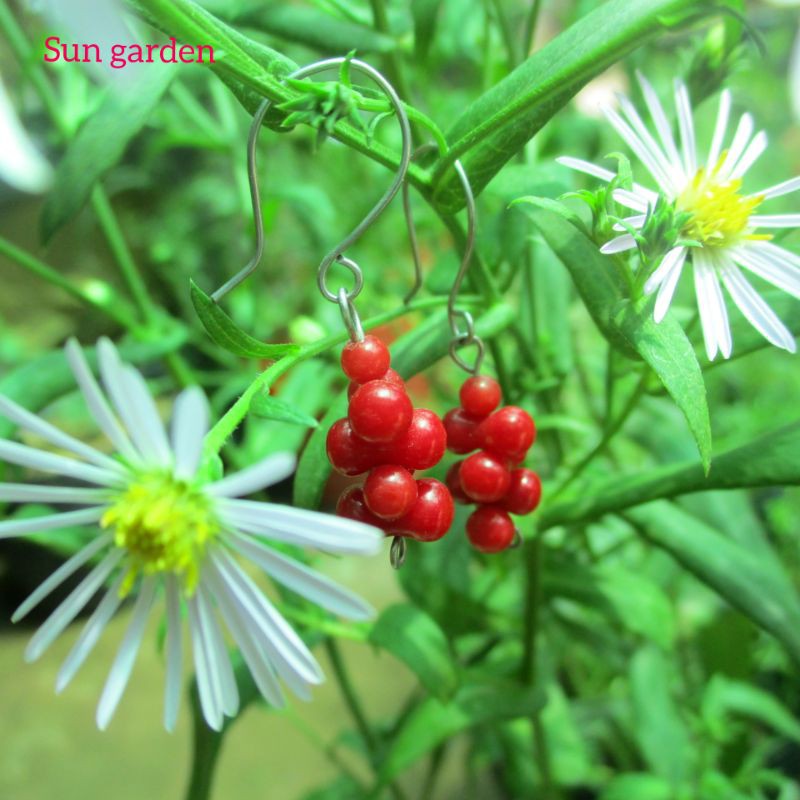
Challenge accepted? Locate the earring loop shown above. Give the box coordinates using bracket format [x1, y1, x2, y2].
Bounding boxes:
[210, 56, 412, 305]
[402, 148, 482, 374]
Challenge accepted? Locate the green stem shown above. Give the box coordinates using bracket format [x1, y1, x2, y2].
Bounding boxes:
[520, 535, 555, 798]
[522, 0, 543, 57]
[0, 236, 139, 329]
[202, 296, 464, 460]
[487, 0, 518, 66]
[90, 189, 159, 326]
[420, 744, 447, 800]
[325, 640, 409, 800]
[185, 696, 224, 800]
[547, 368, 650, 504]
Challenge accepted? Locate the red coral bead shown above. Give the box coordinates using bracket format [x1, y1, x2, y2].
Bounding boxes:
[476, 406, 536, 462]
[443, 407, 480, 454]
[364, 465, 418, 520]
[336, 486, 388, 530]
[459, 450, 511, 503]
[502, 469, 542, 515]
[348, 367, 404, 400]
[340, 335, 391, 383]
[459, 375, 502, 419]
[326, 418, 377, 476]
[445, 461, 471, 504]
[466, 506, 516, 553]
[348, 380, 413, 443]
[390, 478, 454, 542]
[390, 408, 447, 471]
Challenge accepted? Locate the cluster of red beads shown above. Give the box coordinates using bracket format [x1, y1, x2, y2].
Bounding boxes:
[328, 335, 453, 542]
[443, 376, 541, 554]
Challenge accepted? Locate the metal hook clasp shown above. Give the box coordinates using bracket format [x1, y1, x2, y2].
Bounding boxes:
[402, 148, 483, 374]
[210, 56, 412, 305]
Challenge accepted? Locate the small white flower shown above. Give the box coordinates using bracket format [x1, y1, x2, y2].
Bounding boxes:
[0, 338, 381, 731]
[559, 73, 800, 360]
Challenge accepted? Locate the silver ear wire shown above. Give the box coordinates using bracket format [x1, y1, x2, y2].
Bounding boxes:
[210, 56, 412, 320]
[402, 148, 484, 374]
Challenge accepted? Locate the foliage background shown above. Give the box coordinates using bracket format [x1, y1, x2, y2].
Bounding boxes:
[1, 0, 800, 798]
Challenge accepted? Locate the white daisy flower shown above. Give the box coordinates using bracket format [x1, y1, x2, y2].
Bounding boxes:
[559, 73, 800, 360]
[0, 338, 381, 731]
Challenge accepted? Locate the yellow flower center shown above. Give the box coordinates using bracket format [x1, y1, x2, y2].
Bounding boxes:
[102, 472, 219, 594]
[677, 156, 768, 248]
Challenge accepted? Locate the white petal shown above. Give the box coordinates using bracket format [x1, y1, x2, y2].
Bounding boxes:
[644, 246, 687, 295]
[600, 234, 637, 254]
[170, 388, 209, 480]
[636, 72, 683, 173]
[229, 532, 375, 621]
[195, 585, 239, 718]
[0, 483, 109, 504]
[121, 365, 172, 466]
[204, 560, 285, 708]
[752, 175, 800, 201]
[186, 592, 223, 731]
[163, 575, 183, 732]
[96, 339, 158, 463]
[674, 81, 697, 176]
[731, 242, 800, 299]
[612, 214, 647, 231]
[0, 506, 105, 540]
[25, 549, 124, 662]
[749, 214, 800, 228]
[12, 532, 113, 622]
[65, 339, 139, 463]
[0, 438, 124, 486]
[730, 130, 768, 180]
[556, 155, 658, 208]
[654, 252, 687, 324]
[0, 394, 124, 473]
[56, 569, 128, 693]
[717, 113, 754, 182]
[96, 577, 157, 730]
[211, 549, 323, 685]
[603, 105, 675, 192]
[208, 453, 297, 498]
[707, 89, 732, 170]
[617, 91, 683, 184]
[0, 74, 52, 193]
[218, 499, 383, 556]
[695, 251, 733, 360]
[719, 260, 797, 353]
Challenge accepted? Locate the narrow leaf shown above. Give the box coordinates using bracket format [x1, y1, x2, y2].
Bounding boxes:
[614, 297, 712, 471]
[627, 502, 800, 665]
[368, 603, 458, 700]
[41, 64, 177, 241]
[190, 280, 299, 359]
[250, 392, 319, 428]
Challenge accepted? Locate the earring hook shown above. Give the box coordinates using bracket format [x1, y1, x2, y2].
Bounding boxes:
[402, 147, 483, 374]
[210, 56, 412, 307]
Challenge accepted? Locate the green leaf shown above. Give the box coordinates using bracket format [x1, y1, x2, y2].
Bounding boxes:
[190, 280, 299, 359]
[627, 502, 800, 666]
[378, 679, 544, 784]
[629, 645, 693, 785]
[595, 565, 675, 649]
[523, 204, 638, 358]
[0, 328, 188, 438]
[702, 675, 800, 744]
[368, 603, 458, 700]
[41, 64, 177, 241]
[249, 391, 319, 428]
[238, 5, 397, 54]
[293, 304, 515, 510]
[540, 420, 800, 530]
[431, 0, 713, 210]
[614, 297, 711, 472]
[411, 0, 442, 58]
[600, 774, 673, 800]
